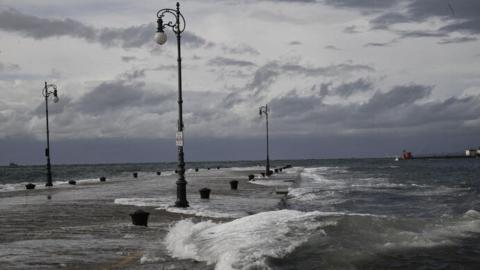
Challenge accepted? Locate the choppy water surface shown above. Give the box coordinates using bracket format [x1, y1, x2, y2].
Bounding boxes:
[1, 158, 479, 269]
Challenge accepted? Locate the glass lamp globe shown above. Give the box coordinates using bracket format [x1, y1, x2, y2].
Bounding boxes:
[155, 31, 167, 45]
[53, 95, 59, 103]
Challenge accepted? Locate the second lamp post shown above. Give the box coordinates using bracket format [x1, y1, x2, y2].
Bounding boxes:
[259, 104, 271, 176]
[155, 2, 189, 207]
[42, 81, 59, 187]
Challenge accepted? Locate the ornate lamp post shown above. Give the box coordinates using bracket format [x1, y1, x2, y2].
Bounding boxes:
[155, 2, 189, 207]
[259, 105, 270, 176]
[42, 82, 59, 187]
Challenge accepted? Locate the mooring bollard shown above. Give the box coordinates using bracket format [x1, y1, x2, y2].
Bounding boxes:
[274, 169, 279, 173]
[207, 168, 210, 170]
[248, 174, 255, 180]
[199, 188, 211, 199]
[130, 209, 150, 227]
[133, 172, 138, 178]
[261, 172, 265, 177]
[279, 168, 283, 172]
[99, 176, 106, 182]
[174, 170, 178, 174]
[217, 166, 220, 170]
[25, 183, 35, 190]
[267, 170, 273, 176]
[195, 168, 199, 172]
[68, 180, 76, 185]
[230, 180, 239, 190]
[156, 171, 161, 176]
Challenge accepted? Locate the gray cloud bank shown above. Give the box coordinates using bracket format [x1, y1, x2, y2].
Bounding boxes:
[323, 0, 480, 41]
[0, 8, 207, 48]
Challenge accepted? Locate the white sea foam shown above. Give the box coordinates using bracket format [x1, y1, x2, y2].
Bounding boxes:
[0, 182, 47, 192]
[0, 183, 18, 192]
[463, 209, 480, 219]
[249, 179, 293, 187]
[114, 196, 277, 219]
[164, 209, 331, 270]
[160, 171, 175, 177]
[114, 198, 170, 208]
[228, 166, 264, 171]
[383, 209, 480, 249]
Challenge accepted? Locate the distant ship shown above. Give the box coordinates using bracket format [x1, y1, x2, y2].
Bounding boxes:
[8, 162, 20, 167]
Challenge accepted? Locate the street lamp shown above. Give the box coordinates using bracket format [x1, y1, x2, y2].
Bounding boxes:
[42, 81, 59, 187]
[259, 104, 271, 176]
[155, 2, 189, 207]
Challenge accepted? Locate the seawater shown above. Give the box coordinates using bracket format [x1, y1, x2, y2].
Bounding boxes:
[162, 159, 480, 269]
[2, 158, 480, 269]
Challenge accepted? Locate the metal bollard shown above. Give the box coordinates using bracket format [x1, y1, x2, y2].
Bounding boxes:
[25, 183, 36, 190]
[230, 180, 239, 190]
[199, 188, 211, 199]
[130, 209, 150, 226]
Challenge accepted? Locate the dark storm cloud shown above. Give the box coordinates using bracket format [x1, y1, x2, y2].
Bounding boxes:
[0, 8, 207, 48]
[438, 36, 478, 44]
[119, 69, 147, 81]
[208, 56, 256, 67]
[369, 13, 410, 30]
[0, 8, 96, 40]
[323, 0, 398, 11]
[32, 96, 72, 116]
[222, 61, 375, 105]
[75, 81, 174, 115]
[440, 18, 480, 34]
[267, 83, 480, 136]
[322, 0, 480, 37]
[360, 84, 432, 113]
[335, 78, 372, 97]
[398, 30, 447, 39]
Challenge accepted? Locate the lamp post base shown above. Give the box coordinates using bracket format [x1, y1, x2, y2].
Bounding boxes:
[174, 200, 189, 208]
[45, 182, 53, 187]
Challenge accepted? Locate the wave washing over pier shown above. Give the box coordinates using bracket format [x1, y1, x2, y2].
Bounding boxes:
[1, 158, 479, 269]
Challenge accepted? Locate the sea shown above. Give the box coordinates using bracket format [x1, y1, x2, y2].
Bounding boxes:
[1, 158, 479, 269]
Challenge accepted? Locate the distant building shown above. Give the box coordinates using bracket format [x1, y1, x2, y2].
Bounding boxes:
[465, 149, 478, 157]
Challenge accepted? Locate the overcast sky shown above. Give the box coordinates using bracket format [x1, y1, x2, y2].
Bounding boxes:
[0, 0, 479, 165]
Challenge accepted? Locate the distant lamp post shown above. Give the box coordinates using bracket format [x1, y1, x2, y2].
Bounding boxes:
[42, 81, 59, 187]
[155, 2, 189, 207]
[259, 105, 270, 176]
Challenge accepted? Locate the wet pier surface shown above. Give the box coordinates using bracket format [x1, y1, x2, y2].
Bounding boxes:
[0, 168, 291, 269]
